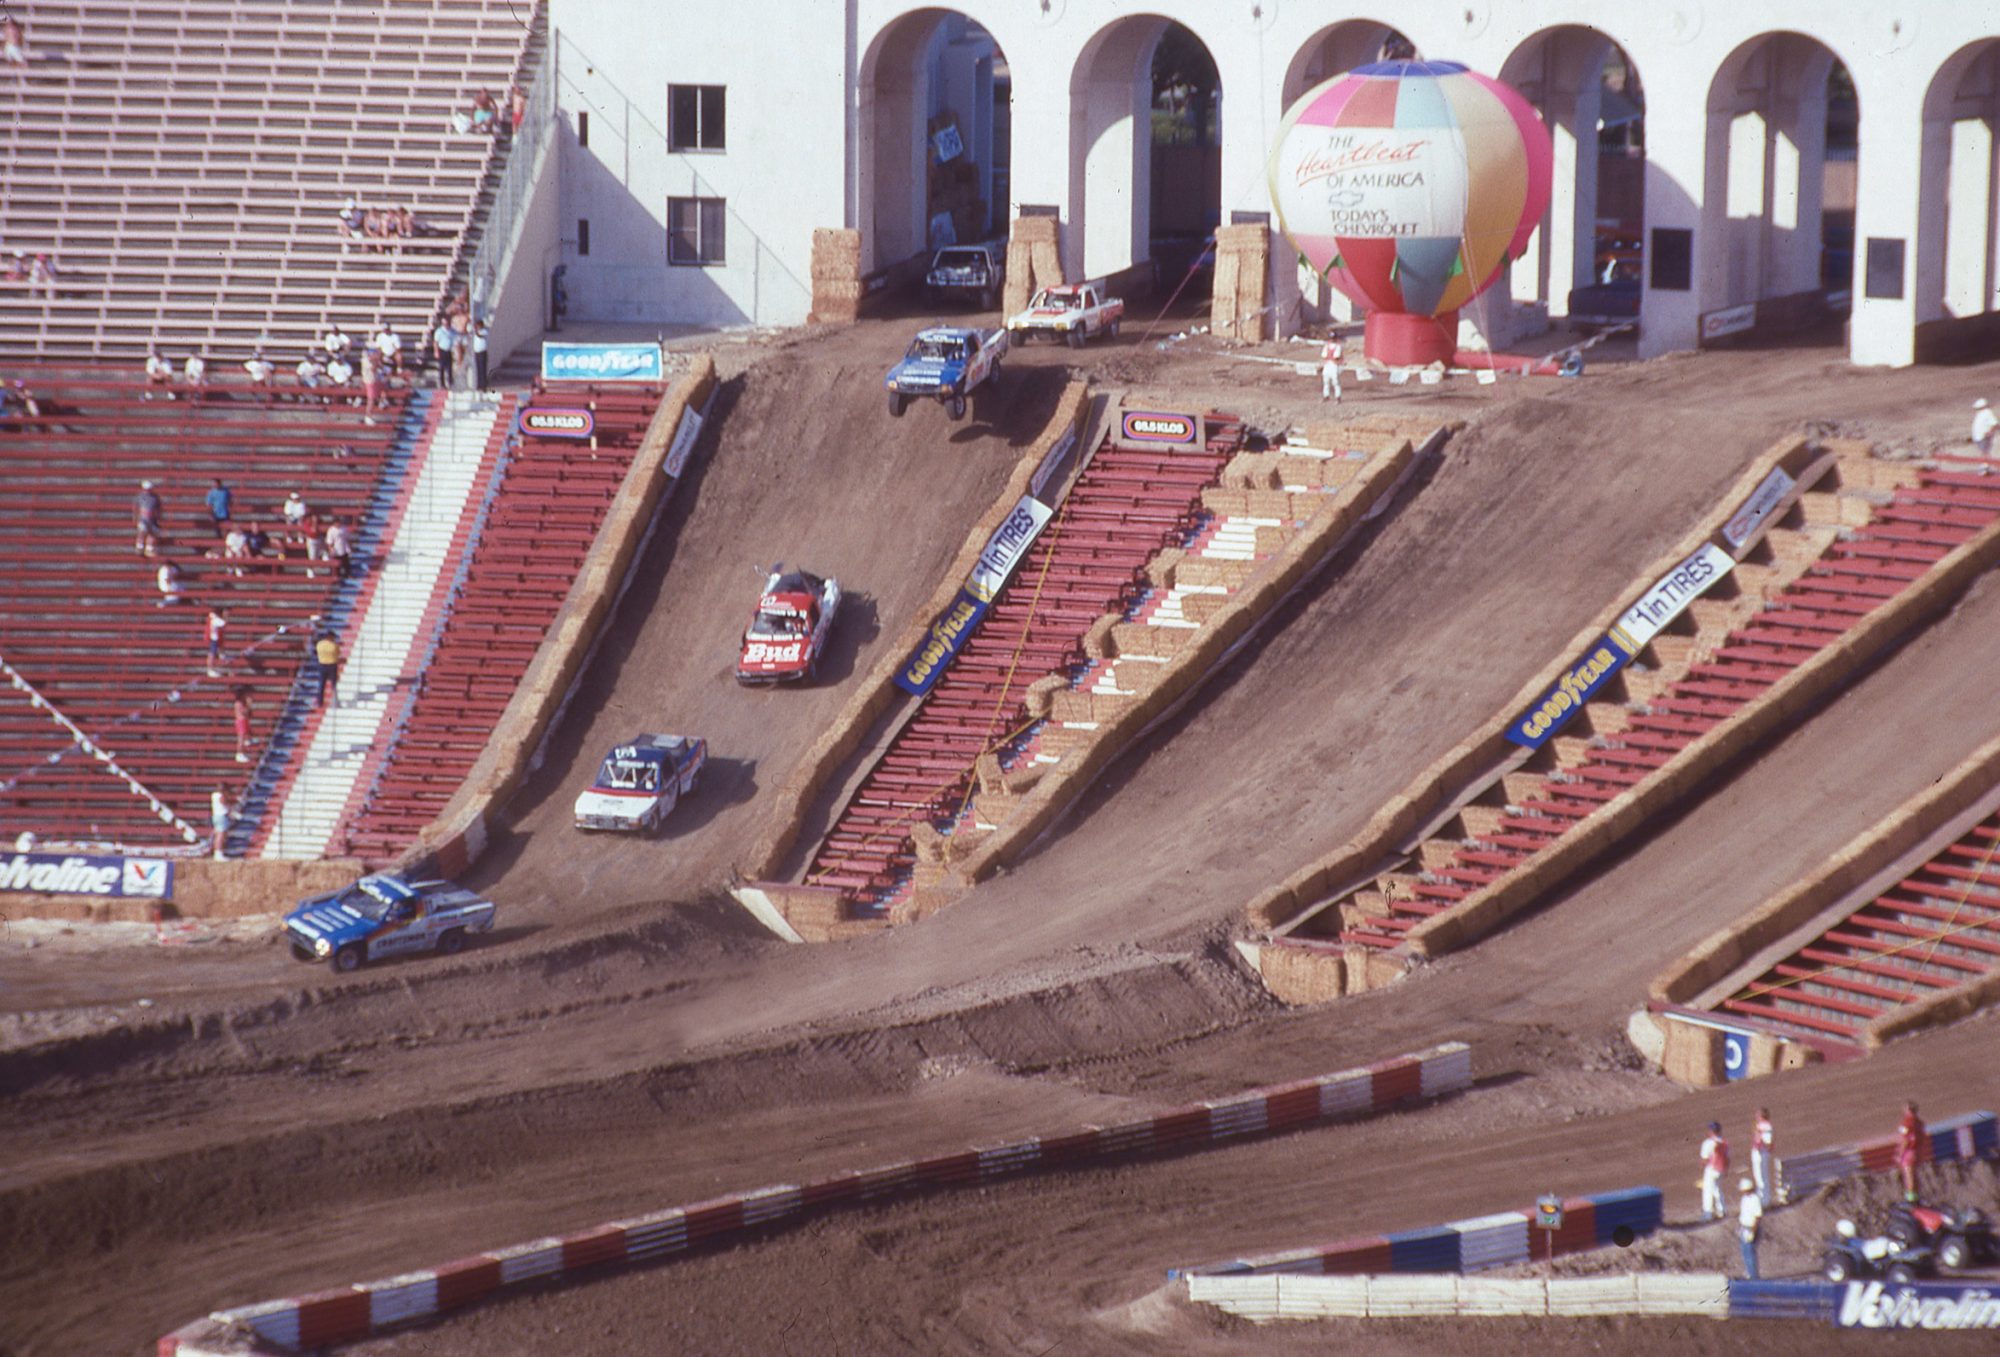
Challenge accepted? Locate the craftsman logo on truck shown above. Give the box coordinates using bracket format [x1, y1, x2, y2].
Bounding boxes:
[519, 407, 596, 438]
[1121, 411, 1199, 445]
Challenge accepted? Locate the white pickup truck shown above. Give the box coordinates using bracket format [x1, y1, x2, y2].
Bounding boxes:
[1006, 282, 1125, 348]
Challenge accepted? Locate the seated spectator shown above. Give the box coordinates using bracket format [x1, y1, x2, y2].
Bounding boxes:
[372, 321, 402, 375]
[145, 350, 174, 400]
[243, 349, 275, 397]
[183, 352, 206, 397]
[322, 323, 350, 359]
[330, 441, 354, 462]
[295, 351, 327, 401]
[337, 197, 366, 238]
[243, 521, 270, 557]
[221, 524, 250, 577]
[28, 253, 55, 297]
[470, 89, 498, 134]
[2, 15, 29, 67]
[134, 480, 162, 556]
[12, 378, 38, 418]
[1, 250, 23, 281]
[156, 560, 184, 607]
[281, 490, 309, 543]
[326, 351, 354, 396]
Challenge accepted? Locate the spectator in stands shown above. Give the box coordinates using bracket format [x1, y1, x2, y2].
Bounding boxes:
[134, 480, 162, 556]
[145, 350, 174, 400]
[243, 521, 270, 558]
[360, 349, 382, 424]
[11, 378, 39, 419]
[156, 560, 185, 607]
[281, 490, 309, 543]
[471, 321, 489, 390]
[325, 350, 355, 400]
[337, 197, 366, 240]
[322, 323, 350, 360]
[509, 83, 527, 134]
[295, 351, 327, 402]
[2, 15, 29, 66]
[372, 321, 403, 376]
[470, 89, 499, 135]
[232, 687, 254, 763]
[205, 606, 228, 676]
[324, 517, 352, 579]
[243, 349, 276, 399]
[181, 352, 207, 403]
[330, 441, 354, 462]
[28, 253, 55, 298]
[221, 523, 250, 577]
[311, 624, 341, 707]
[203, 477, 232, 538]
[1, 249, 22, 280]
[432, 318, 457, 390]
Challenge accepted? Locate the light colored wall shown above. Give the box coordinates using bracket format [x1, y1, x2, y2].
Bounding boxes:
[552, 0, 2000, 366]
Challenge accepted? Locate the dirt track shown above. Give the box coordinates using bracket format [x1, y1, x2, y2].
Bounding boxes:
[4, 321, 2000, 1356]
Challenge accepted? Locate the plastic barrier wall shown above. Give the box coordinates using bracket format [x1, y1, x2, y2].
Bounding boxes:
[159, 1043, 1471, 1353]
[1778, 1109, 1998, 1204]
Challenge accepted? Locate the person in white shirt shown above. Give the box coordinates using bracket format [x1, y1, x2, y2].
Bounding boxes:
[326, 353, 354, 396]
[1698, 1121, 1729, 1221]
[322, 325, 350, 360]
[243, 350, 275, 397]
[295, 352, 325, 398]
[1972, 398, 1997, 455]
[1737, 1177, 1763, 1279]
[183, 352, 205, 386]
[145, 350, 174, 400]
[373, 323, 402, 376]
[1321, 335, 1344, 403]
[324, 518, 352, 578]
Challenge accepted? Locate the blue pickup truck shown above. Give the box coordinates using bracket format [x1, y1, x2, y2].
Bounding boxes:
[284, 872, 496, 973]
[883, 326, 1007, 420]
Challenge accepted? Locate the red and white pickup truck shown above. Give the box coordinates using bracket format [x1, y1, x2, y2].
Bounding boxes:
[1007, 282, 1124, 348]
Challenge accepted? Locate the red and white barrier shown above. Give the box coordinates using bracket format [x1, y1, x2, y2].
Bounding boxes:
[159, 1041, 1471, 1353]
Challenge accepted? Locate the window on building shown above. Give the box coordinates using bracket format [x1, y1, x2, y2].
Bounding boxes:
[577, 218, 590, 256]
[667, 196, 725, 265]
[668, 85, 725, 152]
[577, 109, 589, 147]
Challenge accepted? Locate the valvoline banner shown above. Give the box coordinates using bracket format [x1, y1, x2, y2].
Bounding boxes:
[540, 342, 664, 383]
[1837, 1281, 2000, 1330]
[0, 852, 173, 898]
[894, 589, 989, 697]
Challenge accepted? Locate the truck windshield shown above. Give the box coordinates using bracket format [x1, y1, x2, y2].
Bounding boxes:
[911, 337, 965, 361]
[603, 759, 659, 791]
[749, 607, 807, 640]
[935, 250, 985, 271]
[344, 880, 412, 920]
[1034, 291, 1080, 309]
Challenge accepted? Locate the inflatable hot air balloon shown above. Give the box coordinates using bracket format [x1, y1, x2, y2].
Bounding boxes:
[1269, 59, 1552, 367]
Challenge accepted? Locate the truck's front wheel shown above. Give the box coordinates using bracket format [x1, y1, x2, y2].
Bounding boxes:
[886, 392, 908, 418]
[331, 943, 364, 975]
[1067, 327, 1086, 349]
[946, 393, 967, 421]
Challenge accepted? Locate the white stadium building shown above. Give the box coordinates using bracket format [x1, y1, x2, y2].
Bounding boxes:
[531, 0, 2000, 367]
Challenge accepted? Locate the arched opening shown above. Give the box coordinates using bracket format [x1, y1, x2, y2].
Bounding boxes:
[857, 11, 1012, 275]
[1702, 33, 1857, 338]
[1499, 28, 1645, 329]
[1068, 16, 1220, 293]
[1280, 21, 1417, 325]
[1921, 42, 2000, 331]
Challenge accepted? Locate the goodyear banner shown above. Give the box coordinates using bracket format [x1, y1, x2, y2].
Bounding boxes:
[894, 589, 990, 697]
[540, 342, 664, 383]
[0, 851, 172, 898]
[1504, 631, 1637, 750]
[1837, 1281, 2000, 1330]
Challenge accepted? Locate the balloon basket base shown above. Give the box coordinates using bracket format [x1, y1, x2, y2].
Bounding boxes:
[1364, 310, 1459, 368]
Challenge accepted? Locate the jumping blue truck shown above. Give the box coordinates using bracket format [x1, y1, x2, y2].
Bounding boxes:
[883, 326, 1007, 421]
[284, 872, 496, 974]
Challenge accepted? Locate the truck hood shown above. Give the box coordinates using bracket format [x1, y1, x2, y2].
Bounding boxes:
[739, 636, 811, 676]
[888, 360, 964, 390]
[285, 900, 373, 948]
[574, 787, 663, 822]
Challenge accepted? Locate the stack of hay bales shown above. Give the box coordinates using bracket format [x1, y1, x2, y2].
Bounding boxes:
[1210, 222, 1270, 341]
[1004, 215, 1065, 316]
[810, 228, 864, 324]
